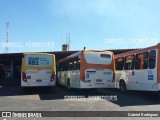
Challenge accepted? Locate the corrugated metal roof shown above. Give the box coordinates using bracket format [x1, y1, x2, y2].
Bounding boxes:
[0, 48, 140, 55]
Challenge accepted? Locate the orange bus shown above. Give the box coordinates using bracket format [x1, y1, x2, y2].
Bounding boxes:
[115, 43, 160, 92]
[57, 50, 115, 89]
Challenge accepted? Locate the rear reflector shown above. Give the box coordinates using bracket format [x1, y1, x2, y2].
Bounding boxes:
[82, 73, 86, 82]
[50, 72, 55, 81]
[22, 72, 27, 82]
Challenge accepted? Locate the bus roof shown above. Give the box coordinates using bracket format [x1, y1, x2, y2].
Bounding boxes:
[58, 51, 81, 63]
[58, 50, 113, 63]
[23, 52, 55, 56]
[115, 43, 160, 58]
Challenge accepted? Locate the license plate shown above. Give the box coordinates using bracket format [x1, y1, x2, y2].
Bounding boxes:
[96, 79, 102, 82]
[36, 80, 42, 82]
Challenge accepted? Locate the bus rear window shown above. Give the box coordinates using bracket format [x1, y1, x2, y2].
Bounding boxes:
[25, 55, 52, 66]
[100, 54, 111, 58]
[84, 52, 112, 65]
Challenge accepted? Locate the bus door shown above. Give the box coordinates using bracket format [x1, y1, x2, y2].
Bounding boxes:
[69, 57, 80, 88]
[124, 55, 141, 90]
[133, 53, 149, 90]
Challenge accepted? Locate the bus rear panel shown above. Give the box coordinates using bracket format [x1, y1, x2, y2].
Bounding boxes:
[21, 53, 56, 87]
[80, 51, 115, 88]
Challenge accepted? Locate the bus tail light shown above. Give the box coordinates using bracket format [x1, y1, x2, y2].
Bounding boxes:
[82, 73, 86, 82]
[50, 72, 55, 82]
[22, 72, 27, 82]
[112, 71, 115, 82]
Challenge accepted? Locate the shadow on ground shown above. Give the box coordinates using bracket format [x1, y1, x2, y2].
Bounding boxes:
[99, 88, 160, 107]
[0, 84, 160, 107]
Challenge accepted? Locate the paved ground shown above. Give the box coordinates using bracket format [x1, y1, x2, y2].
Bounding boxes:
[0, 85, 160, 120]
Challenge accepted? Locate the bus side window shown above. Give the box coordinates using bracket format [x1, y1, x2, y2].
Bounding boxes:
[116, 57, 124, 70]
[149, 50, 156, 69]
[58, 63, 60, 71]
[73, 57, 77, 70]
[69, 59, 72, 70]
[77, 57, 81, 70]
[60, 62, 62, 71]
[61, 62, 65, 71]
[59, 62, 62, 71]
[135, 58, 140, 69]
[135, 52, 148, 69]
[71, 58, 74, 70]
[124, 55, 135, 70]
[76, 57, 79, 70]
[65, 60, 68, 71]
[144, 52, 149, 69]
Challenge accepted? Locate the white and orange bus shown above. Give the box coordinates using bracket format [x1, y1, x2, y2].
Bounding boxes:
[21, 53, 56, 87]
[115, 43, 160, 93]
[57, 50, 115, 89]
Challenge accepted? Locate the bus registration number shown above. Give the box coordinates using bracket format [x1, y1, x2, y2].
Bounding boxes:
[36, 80, 42, 82]
[96, 79, 102, 82]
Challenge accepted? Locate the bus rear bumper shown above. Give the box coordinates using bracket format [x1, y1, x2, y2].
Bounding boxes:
[21, 81, 56, 87]
[79, 80, 115, 89]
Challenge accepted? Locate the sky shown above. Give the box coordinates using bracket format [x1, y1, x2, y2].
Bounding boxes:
[0, 0, 160, 53]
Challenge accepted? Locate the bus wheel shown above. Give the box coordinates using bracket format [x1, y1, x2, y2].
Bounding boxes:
[119, 80, 126, 93]
[67, 79, 71, 90]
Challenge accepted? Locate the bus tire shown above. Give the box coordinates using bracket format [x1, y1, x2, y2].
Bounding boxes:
[119, 80, 126, 93]
[67, 79, 71, 90]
